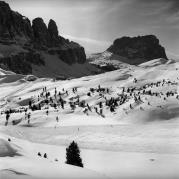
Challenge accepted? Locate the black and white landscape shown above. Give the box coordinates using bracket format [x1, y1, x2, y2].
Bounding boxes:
[0, 0, 179, 179]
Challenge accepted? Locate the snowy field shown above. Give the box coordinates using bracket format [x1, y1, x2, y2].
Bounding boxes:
[1, 58, 179, 179]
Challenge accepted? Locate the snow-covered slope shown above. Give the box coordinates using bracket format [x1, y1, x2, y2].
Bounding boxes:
[0, 134, 105, 179]
[88, 51, 172, 72]
[0, 67, 16, 75]
[139, 58, 172, 68]
[32, 53, 100, 78]
[1, 60, 179, 179]
[88, 51, 132, 70]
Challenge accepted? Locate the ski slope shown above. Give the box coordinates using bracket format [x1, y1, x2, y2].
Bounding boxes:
[0, 59, 179, 179]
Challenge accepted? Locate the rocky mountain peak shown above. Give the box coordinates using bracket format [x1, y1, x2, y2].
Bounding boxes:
[0, 1, 87, 76]
[48, 19, 59, 38]
[0, 1, 33, 40]
[0, 1, 10, 10]
[32, 17, 50, 46]
[107, 35, 168, 65]
[48, 19, 60, 46]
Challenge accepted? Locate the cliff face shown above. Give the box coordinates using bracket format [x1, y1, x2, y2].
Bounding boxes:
[107, 35, 168, 65]
[0, 1, 86, 75]
[0, 1, 33, 40]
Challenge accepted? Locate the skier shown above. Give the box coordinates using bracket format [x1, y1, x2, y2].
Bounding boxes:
[6, 112, 10, 122]
[44, 153, 47, 158]
[38, 152, 41, 157]
[56, 116, 59, 122]
[27, 112, 31, 124]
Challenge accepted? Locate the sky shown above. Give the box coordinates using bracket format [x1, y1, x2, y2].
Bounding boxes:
[5, 0, 179, 57]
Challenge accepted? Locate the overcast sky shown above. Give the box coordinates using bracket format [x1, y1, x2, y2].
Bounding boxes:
[5, 0, 179, 57]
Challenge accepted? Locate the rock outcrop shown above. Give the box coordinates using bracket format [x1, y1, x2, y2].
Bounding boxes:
[0, 1, 33, 40]
[32, 18, 50, 47]
[48, 19, 59, 46]
[0, 51, 45, 74]
[0, 1, 86, 75]
[107, 35, 168, 65]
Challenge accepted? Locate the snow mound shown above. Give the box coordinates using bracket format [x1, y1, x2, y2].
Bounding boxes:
[0, 139, 20, 157]
[0, 169, 33, 179]
[0, 74, 25, 84]
[88, 51, 132, 70]
[0, 68, 16, 75]
[24, 75, 37, 81]
[0, 135, 107, 179]
[139, 58, 169, 68]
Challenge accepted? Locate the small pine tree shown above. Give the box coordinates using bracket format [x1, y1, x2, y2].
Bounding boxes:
[66, 141, 83, 167]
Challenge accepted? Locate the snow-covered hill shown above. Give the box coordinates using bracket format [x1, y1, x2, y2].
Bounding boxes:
[88, 50, 172, 72]
[0, 134, 105, 179]
[88, 51, 134, 71]
[1, 59, 179, 179]
[139, 58, 173, 68]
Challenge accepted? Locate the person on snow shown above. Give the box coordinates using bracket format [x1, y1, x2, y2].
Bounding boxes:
[44, 153, 47, 158]
[38, 152, 41, 157]
[56, 116, 59, 122]
[27, 112, 31, 124]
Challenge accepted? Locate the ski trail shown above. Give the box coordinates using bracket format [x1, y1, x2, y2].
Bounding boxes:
[0, 81, 31, 102]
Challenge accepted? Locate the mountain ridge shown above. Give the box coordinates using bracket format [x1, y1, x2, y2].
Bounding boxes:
[0, 1, 98, 78]
[88, 35, 168, 70]
[107, 35, 168, 65]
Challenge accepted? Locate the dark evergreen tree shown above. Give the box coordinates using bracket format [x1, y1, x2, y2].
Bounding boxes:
[66, 141, 83, 167]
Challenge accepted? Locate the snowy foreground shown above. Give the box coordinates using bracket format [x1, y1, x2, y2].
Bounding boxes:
[1, 58, 179, 179]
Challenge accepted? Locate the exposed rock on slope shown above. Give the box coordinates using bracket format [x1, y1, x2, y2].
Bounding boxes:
[88, 51, 132, 72]
[107, 35, 168, 65]
[89, 35, 168, 70]
[32, 17, 50, 47]
[0, 1, 89, 77]
[48, 19, 59, 46]
[0, 51, 44, 74]
[0, 1, 33, 40]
